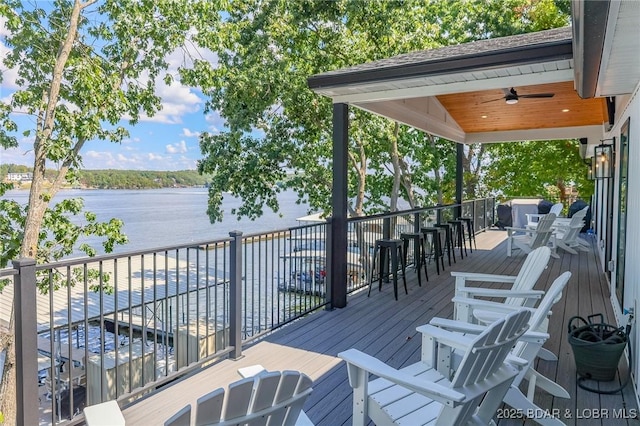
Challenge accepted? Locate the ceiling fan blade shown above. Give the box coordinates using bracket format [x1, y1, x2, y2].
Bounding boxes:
[519, 93, 555, 98]
[481, 97, 506, 104]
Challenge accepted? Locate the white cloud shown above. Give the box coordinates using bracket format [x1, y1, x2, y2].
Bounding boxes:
[0, 16, 10, 37]
[139, 81, 202, 124]
[147, 153, 164, 161]
[121, 136, 141, 145]
[204, 112, 225, 134]
[166, 140, 187, 154]
[1, 44, 20, 91]
[182, 128, 200, 138]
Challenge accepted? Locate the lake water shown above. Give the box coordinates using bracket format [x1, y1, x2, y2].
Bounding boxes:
[2, 188, 313, 255]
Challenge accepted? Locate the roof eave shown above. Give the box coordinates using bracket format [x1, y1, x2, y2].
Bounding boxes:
[571, 0, 610, 98]
[308, 40, 572, 93]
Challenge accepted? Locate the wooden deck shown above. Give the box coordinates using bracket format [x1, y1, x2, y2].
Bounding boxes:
[121, 229, 639, 426]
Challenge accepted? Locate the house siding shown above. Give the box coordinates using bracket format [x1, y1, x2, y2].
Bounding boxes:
[605, 80, 640, 396]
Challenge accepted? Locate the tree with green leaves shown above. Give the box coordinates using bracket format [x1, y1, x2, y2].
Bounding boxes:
[187, 0, 571, 224]
[0, 0, 222, 420]
[483, 139, 594, 207]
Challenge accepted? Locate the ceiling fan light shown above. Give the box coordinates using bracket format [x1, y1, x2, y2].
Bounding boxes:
[506, 98, 518, 105]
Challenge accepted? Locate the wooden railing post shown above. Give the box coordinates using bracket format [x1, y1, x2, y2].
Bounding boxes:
[229, 231, 243, 359]
[13, 258, 38, 426]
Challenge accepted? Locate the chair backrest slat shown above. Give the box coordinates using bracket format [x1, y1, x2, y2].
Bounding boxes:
[250, 372, 281, 414]
[529, 213, 556, 249]
[284, 375, 313, 426]
[224, 377, 256, 420]
[506, 246, 550, 306]
[452, 309, 530, 389]
[512, 271, 572, 358]
[550, 203, 563, 216]
[195, 388, 224, 426]
[184, 371, 313, 426]
[164, 404, 191, 426]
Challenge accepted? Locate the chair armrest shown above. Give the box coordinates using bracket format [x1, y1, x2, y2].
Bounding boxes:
[505, 226, 530, 233]
[84, 401, 125, 426]
[338, 349, 465, 406]
[451, 271, 518, 284]
[430, 318, 549, 342]
[505, 355, 529, 369]
[428, 317, 487, 335]
[451, 296, 539, 315]
[455, 287, 543, 300]
[415, 324, 475, 351]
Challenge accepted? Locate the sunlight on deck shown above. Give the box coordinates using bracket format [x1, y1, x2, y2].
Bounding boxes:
[122, 341, 341, 425]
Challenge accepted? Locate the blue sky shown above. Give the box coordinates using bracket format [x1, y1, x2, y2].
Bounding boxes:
[0, 12, 228, 172]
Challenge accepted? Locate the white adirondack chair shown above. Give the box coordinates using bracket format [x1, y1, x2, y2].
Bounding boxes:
[165, 404, 191, 426]
[552, 206, 589, 254]
[339, 309, 531, 426]
[526, 203, 563, 228]
[84, 371, 313, 426]
[434, 272, 572, 426]
[192, 370, 312, 426]
[452, 246, 551, 323]
[506, 213, 557, 257]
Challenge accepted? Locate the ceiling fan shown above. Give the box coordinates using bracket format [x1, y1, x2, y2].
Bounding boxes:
[482, 87, 555, 104]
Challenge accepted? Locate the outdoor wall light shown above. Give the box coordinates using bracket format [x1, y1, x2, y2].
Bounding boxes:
[592, 141, 614, 179]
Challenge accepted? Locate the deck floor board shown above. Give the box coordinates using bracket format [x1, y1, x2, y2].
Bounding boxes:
[121, 229, 639, 426]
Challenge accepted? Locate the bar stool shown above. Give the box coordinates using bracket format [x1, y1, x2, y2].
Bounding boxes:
[458, 217, 477, 252]
[368, 239, 408, 300]
[400, 232, 428, 287]
[447, 219, 467, 258]
[434, 223, 456, 265]
[420, 227, 445, 275]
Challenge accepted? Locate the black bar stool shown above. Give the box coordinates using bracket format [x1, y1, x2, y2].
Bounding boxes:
[420, 227, 445, 275]
[368, 239, 408, 300]
[458, 217, 477, 252]
[448, 219, 467, 258]
[400, 232, 429, 287]
[434, 223, 455, 265]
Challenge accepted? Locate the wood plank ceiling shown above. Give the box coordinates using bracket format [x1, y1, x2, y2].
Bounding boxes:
[435, 81, 606, 133]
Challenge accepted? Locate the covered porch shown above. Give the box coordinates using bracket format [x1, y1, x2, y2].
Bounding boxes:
[121, 229, 638, 426]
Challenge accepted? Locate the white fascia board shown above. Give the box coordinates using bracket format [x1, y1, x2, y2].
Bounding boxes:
[466, 124, 604, 144]
[353, 98, 467, 143]
[332, 68, 574, 104]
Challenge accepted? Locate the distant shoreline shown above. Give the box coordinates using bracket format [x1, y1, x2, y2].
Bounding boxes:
[2, 168, 209, 191]
[6, 183, 207, 191]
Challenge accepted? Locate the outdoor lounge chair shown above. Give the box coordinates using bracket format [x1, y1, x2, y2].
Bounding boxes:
[552, 206, 589, 254]
[339, 308, 531, 426]
[526, 202, 563, 228]
[435, 271, 572, 426]
[84, 371, 313, 426]
[452, 246, 551, 324]
[506, 213, 556, 257]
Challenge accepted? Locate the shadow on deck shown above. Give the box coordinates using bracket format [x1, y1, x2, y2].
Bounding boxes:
[122, 229, 640, 426]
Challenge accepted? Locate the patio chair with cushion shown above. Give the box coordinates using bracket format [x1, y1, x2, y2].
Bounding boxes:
[339, 308, 531, 426]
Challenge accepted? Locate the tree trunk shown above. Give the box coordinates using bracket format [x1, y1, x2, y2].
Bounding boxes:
[1, 2, 87, 423]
